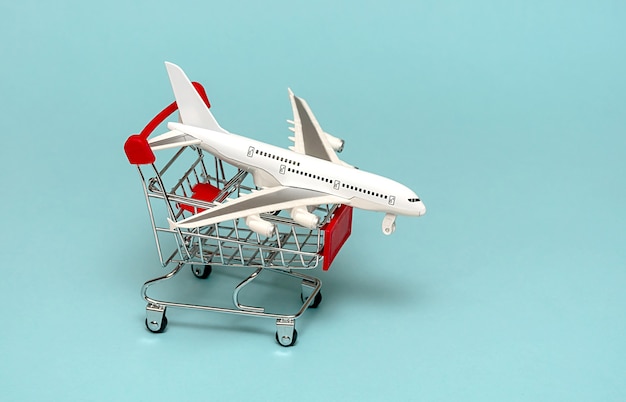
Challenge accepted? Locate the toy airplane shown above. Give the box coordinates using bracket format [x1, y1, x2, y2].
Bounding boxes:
[151, 62, 426, 236]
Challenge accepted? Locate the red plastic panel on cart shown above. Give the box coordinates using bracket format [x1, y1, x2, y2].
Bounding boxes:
[179, 183, 221, 213]
[322, 205, 353, 270]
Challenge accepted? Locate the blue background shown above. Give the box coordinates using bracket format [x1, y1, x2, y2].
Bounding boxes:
[1, 1, 625, 400]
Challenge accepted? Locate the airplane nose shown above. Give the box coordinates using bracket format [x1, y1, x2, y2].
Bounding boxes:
[418, 202, 426, 216]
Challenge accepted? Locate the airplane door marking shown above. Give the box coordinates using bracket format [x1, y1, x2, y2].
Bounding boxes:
[333, 180, 340, 190]
[279, 165, 286, 174]
[247, 146, 255, 157]
[389, 196, 396, 205]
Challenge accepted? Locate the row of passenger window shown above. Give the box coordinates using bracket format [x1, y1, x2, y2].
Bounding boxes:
[341, 183, 388, 199]
[255, 149, 300, 166]
[258, 148, 390, 201]
[286, 167, 388, 200]
[287, 167, 333, 184]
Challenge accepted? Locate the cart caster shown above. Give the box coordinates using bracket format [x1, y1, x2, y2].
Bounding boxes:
[146, 316, 168, 333]
[301, 291, 322, 308]
[276, 318, 297, 347]
[276, 328, 298, 347]
[192, 264, 212, 279]
[300, 278, 322, 308]
[145, 303, 167, 333]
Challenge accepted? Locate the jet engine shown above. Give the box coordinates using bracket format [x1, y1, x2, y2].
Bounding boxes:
[324, 132, 344, 153]
[245, 214, 275, 237]
[290, 206, 320, 229]
[287, 121, 344, 153]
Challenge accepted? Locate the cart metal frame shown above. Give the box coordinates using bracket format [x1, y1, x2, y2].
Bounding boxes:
[132, 145, 349, 346]
[125, 84, 351, 346]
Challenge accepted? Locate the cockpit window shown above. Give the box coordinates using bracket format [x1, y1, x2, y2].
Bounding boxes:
[408, 198, 421, 202]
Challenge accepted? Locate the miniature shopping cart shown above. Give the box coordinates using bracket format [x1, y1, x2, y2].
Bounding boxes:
[124, 90, 352, 346]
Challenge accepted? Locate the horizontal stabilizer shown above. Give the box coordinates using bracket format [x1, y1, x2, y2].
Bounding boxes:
[148, 130, 201, 151]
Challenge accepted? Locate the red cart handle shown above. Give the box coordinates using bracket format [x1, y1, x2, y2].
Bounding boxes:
[124, 82, 210, 165]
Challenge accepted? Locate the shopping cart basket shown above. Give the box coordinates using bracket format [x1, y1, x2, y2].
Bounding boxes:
[124, 89, 352, 346]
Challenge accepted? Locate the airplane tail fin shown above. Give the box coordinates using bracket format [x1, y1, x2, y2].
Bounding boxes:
[164, 62, 228, 133]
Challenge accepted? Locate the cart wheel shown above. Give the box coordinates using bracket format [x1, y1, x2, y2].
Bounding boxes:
[276, 328, 298, 347]
[145, 316, 168, 333]
[192, 265, 212, 279]
[301, 291, 322, 308]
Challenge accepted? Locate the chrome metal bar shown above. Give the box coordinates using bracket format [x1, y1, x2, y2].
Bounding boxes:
[232, 268, 265, 313]
[218, 159, 226, 184]
[158, 146, 187, 176]
[153, 162, 212, 263]
[137, 165, 166, 265]
[170, 155, 204, 194]
[142, 261, 187, 305]
[133, 146, 338, 343]
[232, 222, 245, 266]
[142, 264, 322, 320]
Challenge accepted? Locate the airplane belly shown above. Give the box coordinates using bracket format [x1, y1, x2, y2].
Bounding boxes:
[201, 135, 256, 171]
[252, 168, 281, 187]
[198, 144, 246, 172]
[349, 197, 387, 212]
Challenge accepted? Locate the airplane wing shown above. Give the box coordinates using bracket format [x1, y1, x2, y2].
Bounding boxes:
[288, 89, 343, 164]
[170, 186, 347, 229]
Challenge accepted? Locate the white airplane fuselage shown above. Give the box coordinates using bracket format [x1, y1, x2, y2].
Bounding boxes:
[168, 122, 426, 220]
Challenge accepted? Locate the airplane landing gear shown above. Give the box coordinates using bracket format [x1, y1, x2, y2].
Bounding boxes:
[382, 213, 396, 235]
